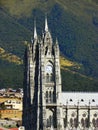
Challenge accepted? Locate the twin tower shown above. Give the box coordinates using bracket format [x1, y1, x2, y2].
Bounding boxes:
[22, 17, 64, 130]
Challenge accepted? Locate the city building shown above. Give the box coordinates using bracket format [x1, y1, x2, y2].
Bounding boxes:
[4, 99, 22, 110]
[0, 98, 22, 120]
[22, 17, 98, 130]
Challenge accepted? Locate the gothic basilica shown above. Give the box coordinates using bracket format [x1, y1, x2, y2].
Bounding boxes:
[22, 17, 98, 130]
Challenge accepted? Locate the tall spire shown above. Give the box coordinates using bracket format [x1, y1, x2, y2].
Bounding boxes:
[45, 15, 48, 32]
[34, 20, 37, 39]
[56, 38, 58, 45]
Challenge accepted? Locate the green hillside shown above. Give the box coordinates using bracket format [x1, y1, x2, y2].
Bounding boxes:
[0, 0, 98, 78]
[60, 56, 98, 91]
[0, 8, 32, 57]
[61, 70, 98, 92]
[16, 0, 98, 78]
[0, 8, 30, 89]
[0, 0, 98, 90]
[0, 59, 23, 89]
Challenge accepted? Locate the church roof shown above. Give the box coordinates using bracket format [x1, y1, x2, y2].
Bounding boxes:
[59, 92, 98, 106]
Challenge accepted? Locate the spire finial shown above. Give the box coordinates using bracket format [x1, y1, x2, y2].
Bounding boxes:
[56, 38, 58, 44]
[34, 19, 37, 39]
[45, 14, 48, 32]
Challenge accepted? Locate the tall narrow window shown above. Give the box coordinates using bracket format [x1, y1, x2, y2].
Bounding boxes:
[51, 91, 53, 103]
[96, 118, 98, 127]
[70, 118, 74, 127]
[45, 65, 53, 83]
[49, 91, 51, 103]
[47, 119, 49, 127]
[46, 91, 48, 103]
[50, 73, 53, 82]
[92, 118, 96, 127]
[74, 118, 77, 127]
[46, 73, 49, 82]
[85, 118, 88, 127]
[49, 115, 52, 127]
[53, 91, 55, 103]
[81, 118, 85, 127]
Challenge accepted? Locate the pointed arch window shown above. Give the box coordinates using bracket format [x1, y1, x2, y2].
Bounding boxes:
[92, 118, 98, 127]
[46, 91, 48, 103]
[46, 73, 49, 82]
[96, 118, 98, 127]
[85, 118, 88, 127]
[50, 115, 52, 125]
[49, 91, 51, 103]
[50, 73, 54, 82]
[81, 118, 87, 128]
[70, 118, 74, 127]
[45, 63, 54, 83]
[47, 119, 50, 127]
[45, 47, 48, 55]
[47, 115, 53, 127]
[46, 91, 54, 103]
[51, 91, 53, 103]
[46, 73, 54, 83]
[92, 118, 96, 127]
[74, 118, 77, 127]
[81, 118, 85, 127]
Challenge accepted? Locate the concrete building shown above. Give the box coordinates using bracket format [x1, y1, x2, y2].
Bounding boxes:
[0, 98, 22, 120]
[4, 99, 22, 110]
[22, 17, 98, 130]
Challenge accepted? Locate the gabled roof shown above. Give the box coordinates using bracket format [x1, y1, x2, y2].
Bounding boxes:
[59, 92, 98, 106]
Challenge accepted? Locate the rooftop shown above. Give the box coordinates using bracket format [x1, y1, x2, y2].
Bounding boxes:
[60, 92, 98, 106]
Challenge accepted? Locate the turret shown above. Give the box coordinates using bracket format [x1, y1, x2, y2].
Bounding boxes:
[44, 16, 53, 53]
[23, 16, 64, 130]
[31, 20, 37, 44]
[45, 15, 49, 32]
[34, 20, 37, 40]
[32, 20, 38, 60]
[54, 38, 59, 57]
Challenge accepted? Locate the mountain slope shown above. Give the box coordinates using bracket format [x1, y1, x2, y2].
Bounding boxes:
[0, 1, 98, 90]
[15, 1, 98, 78]
[0, 8, 30, 89]
[0, 8, 32, 58]
[0, 47, 22, 64]
[0, 46, 98, 91]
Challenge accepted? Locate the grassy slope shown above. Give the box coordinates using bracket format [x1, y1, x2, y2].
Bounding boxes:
[0, 45, 98, 91]
[0, 8, 32, 58]
[0, 8, 30, 89]
[60, 56, 98, 92]
[0, 47, 22, 64]
[0, 0, 98, 90]
[16, 0, 98, 78]
[0, 59, 23, 89]
[61, 70, 98, 92]
[50, 1, 98, 78]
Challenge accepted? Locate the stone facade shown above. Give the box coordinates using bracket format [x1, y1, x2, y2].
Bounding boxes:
[22, 17, 98, 130]
[60, 93, 98, 130]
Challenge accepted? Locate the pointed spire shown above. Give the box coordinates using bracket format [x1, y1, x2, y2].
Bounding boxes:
[45, 15, 48, 32]
[55, 38, 59, 47]
[42, 30, 44, 37]
[56, 38, 58, 45]
[34, 19, 37, 39]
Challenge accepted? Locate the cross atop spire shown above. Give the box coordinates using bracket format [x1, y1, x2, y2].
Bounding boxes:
[34, 20, 37, 39]
[45, 15, 49, 32]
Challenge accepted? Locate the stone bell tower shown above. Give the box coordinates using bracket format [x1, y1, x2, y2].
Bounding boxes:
[22, 16, 64, 130]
